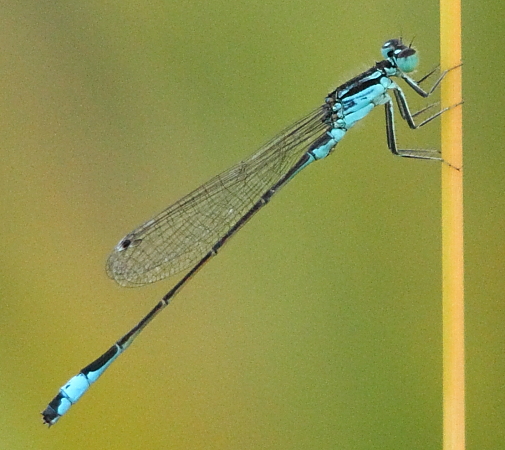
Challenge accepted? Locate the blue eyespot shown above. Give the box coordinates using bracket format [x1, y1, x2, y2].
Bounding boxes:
[381, 39, 402, 59]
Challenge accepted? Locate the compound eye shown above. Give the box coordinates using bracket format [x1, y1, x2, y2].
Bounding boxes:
[396, 48, 419, 73]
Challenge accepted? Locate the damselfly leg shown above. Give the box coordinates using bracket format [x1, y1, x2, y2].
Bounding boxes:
[385, 64, 462, 161]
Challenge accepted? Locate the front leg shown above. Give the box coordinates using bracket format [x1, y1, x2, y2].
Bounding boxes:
[400, 63, 462, 98]
[392, 86, 459, 130]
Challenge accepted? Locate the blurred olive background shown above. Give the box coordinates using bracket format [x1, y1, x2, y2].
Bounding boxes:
[1, 1, 503, 449]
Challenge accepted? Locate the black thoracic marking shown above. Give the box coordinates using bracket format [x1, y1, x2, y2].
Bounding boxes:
[329, 60, 394, 102]
[339, 73, 382, 100]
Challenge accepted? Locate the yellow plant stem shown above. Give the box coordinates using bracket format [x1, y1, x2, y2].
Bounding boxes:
[440, 0, 464, 449]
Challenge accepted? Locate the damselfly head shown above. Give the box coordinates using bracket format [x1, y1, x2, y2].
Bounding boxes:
[381, 39, 419, 73]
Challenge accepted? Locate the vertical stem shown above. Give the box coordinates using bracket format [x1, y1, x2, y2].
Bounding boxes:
[440, 1, 464, 450]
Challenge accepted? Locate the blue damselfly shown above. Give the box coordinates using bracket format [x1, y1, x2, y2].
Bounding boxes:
[42, 39, 458, 425]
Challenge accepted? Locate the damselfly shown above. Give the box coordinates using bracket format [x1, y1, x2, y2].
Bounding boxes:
[42, 39, 458, 425]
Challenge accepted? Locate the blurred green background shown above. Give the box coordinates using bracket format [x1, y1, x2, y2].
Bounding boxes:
[1, 1, 503, 449]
